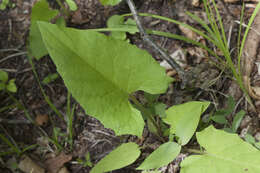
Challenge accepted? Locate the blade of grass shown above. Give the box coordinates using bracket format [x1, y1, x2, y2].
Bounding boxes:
[66, 92, 75, 149]
[122, 12, 218, 46]
[7, 92, 34, 123]
[212, 0, 228, 49]
[205, 0, 226, 53]
[0, 104, 17, 113]
[21, 144, 38, 153]
[27, 54, 64, 121]
[238, 1, 260, 74]
[0, 151, 15, 156]
[0, 133, 21, 155]
[185, 11, 214, 36]
[87, 27, 224, 66]
[237, 2, 245, 68]
[237, 1, 260, 109]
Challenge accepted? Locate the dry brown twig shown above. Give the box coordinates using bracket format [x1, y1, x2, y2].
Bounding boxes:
[126, 0, 193, 88]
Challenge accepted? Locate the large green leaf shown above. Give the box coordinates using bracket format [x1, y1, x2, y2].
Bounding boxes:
[99, 0, 122, 6]
[29, 0, 58, 59]
[181, 126, 260, 173]
[137, 142, 181, 170]
[91, 143, 140, 173]
[38, 22, 172, 136]
[163, 101, 210, 145]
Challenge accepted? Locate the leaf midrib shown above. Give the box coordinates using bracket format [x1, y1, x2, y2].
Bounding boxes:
[44, 24, 130, 97]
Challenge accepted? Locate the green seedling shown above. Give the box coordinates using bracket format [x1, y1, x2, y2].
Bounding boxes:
[42, 73, 59, 85]
[0, 0, 15, 10]
[107, 15, 137, 41]
[0, 70, 17, 93]
[77, 152, 93, 167]
[210, 97, 246, 133]
[46, 93, 75, 151]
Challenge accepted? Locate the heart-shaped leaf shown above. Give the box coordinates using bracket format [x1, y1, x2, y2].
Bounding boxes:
[137, 142, 181, 170]
[38, 22, 172, 136]
[91, 143, 140, 173]
[181, 126, 260, 173]
[29, 0, 58, 59]
[163, 101, 210, 145]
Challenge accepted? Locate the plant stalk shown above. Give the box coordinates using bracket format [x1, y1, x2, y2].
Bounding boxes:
[126, 0, 188, 87]
[129, 95, 165, 142]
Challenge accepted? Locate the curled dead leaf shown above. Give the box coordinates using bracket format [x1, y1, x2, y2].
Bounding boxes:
[58, 167, 70, 173]
[18, 155, 45, 173]
[45, 152, 72, 173]
[35, 114, 49, 126]
[192, 0, 200, 7]
[179, 25, 198, 40]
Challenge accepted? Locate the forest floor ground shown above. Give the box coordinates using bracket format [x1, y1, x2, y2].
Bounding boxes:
[0, 0, 260, 173]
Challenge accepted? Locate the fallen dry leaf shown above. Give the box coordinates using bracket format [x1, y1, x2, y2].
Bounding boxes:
[35, 114, 49, 126]
[45, 152, 72, 173]
[179, 25, 198, 40]
[18, 155, 45, 173]
[192, 0, 200, 7]
[58, 167, 70, 173]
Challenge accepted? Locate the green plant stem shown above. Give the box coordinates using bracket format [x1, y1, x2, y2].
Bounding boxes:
[27, 54, 64, 121]
[55, 0, 69, 17]
[184, 148, 206, 155]
[129, 95, 165, 142]
[0, 125, 21, 155]
[7, 92, 34, 123]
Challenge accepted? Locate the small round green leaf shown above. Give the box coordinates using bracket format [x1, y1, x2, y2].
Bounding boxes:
[0, 70, 8, 82]
[42, 73, 59, 85]
[91, 143, 140, 173]
[6, 79, 17, 93]
[163, 101, 210, 145]
[137, 142, 181, 170]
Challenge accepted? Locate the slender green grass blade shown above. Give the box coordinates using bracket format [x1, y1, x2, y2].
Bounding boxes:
[123, 12, 218, 45]
[212, 0, 228, 48]
[238, 1, 260, 72]
[27, 54, 64, 120]
[237, 2, 245, 73]
[185, 11, 214, 36]
[0, 133, 20, 155]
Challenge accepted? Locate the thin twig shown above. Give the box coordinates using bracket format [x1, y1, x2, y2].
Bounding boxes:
[126, 0, 188, 86]
[0, 118, 32, 124]
[0, 52, 27, 64]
